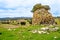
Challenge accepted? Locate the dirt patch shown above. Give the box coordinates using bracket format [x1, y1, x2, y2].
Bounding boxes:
[0, 24, 19, 28]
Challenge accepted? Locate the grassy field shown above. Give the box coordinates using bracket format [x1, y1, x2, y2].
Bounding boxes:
[0, 24, 60, 40]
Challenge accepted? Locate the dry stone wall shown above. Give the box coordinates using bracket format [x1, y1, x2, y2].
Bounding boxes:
[32, 8, 55, 25]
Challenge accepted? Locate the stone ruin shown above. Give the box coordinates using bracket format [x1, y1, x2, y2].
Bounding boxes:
[17, 19, 30, 26]
[32, 4, 55, 25]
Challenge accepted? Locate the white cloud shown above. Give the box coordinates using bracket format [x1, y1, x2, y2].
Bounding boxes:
[0, 0, 60, 17]
[3, 0, 56, 8]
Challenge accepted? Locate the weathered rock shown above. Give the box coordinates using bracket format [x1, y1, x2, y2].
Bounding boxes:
[31, 30, 38, 33]
[38, 31, 47, 34]
[49, 27, 59, 31]
[40, 26, 59, 32]
[41, 27, 49, 31]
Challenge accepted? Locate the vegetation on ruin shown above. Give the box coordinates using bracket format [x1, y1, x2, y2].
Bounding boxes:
[31, 3, 50, 12]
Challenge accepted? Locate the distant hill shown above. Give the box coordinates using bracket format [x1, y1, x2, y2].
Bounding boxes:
[0, 16, 60, 21]
[0, 17, 32, 21]
[54, 16, 60, 19]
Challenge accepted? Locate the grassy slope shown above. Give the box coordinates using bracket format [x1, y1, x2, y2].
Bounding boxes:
[0, 25, 60, 40]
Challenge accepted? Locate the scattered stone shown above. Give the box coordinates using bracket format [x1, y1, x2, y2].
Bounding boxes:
[41, 27, 49, 31]
[41, 27, 46, 31]
[41, 26, 59, 32]
[49, 25, 54, 28]
[49, 27, 59, 31]
[38, 31, 47, 34]
[54, 27, 59, 30]
[31, 25, 59, 34]
[38, 31, 42, 34]
[8, 28, 11, 31]
[43, 31, 47, 34]
[31, 30, 37, 33]
[54, 36, 57, 39]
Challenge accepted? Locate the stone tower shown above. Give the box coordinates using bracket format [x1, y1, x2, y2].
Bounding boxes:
[32, 4, 55, 25]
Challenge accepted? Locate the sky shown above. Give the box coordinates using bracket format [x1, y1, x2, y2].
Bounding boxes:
[0, 0, 60, 18]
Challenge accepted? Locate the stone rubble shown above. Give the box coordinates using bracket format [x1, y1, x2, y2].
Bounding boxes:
[31, 26, 59, 34]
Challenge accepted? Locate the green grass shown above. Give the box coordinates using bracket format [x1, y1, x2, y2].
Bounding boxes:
[0, 25, 60, 40]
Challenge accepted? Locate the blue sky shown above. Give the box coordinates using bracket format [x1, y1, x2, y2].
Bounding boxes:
[0, 0, 60, 18]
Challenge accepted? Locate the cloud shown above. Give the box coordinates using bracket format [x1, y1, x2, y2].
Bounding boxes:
[0, 0, 60, 18]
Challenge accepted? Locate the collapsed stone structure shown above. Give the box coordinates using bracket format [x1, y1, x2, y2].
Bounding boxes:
[17, 19, 30, 26]
[32, 4, 55, 25]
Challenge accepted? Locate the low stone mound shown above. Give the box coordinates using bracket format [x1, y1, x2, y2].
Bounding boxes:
[17, 19, 30, 26]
